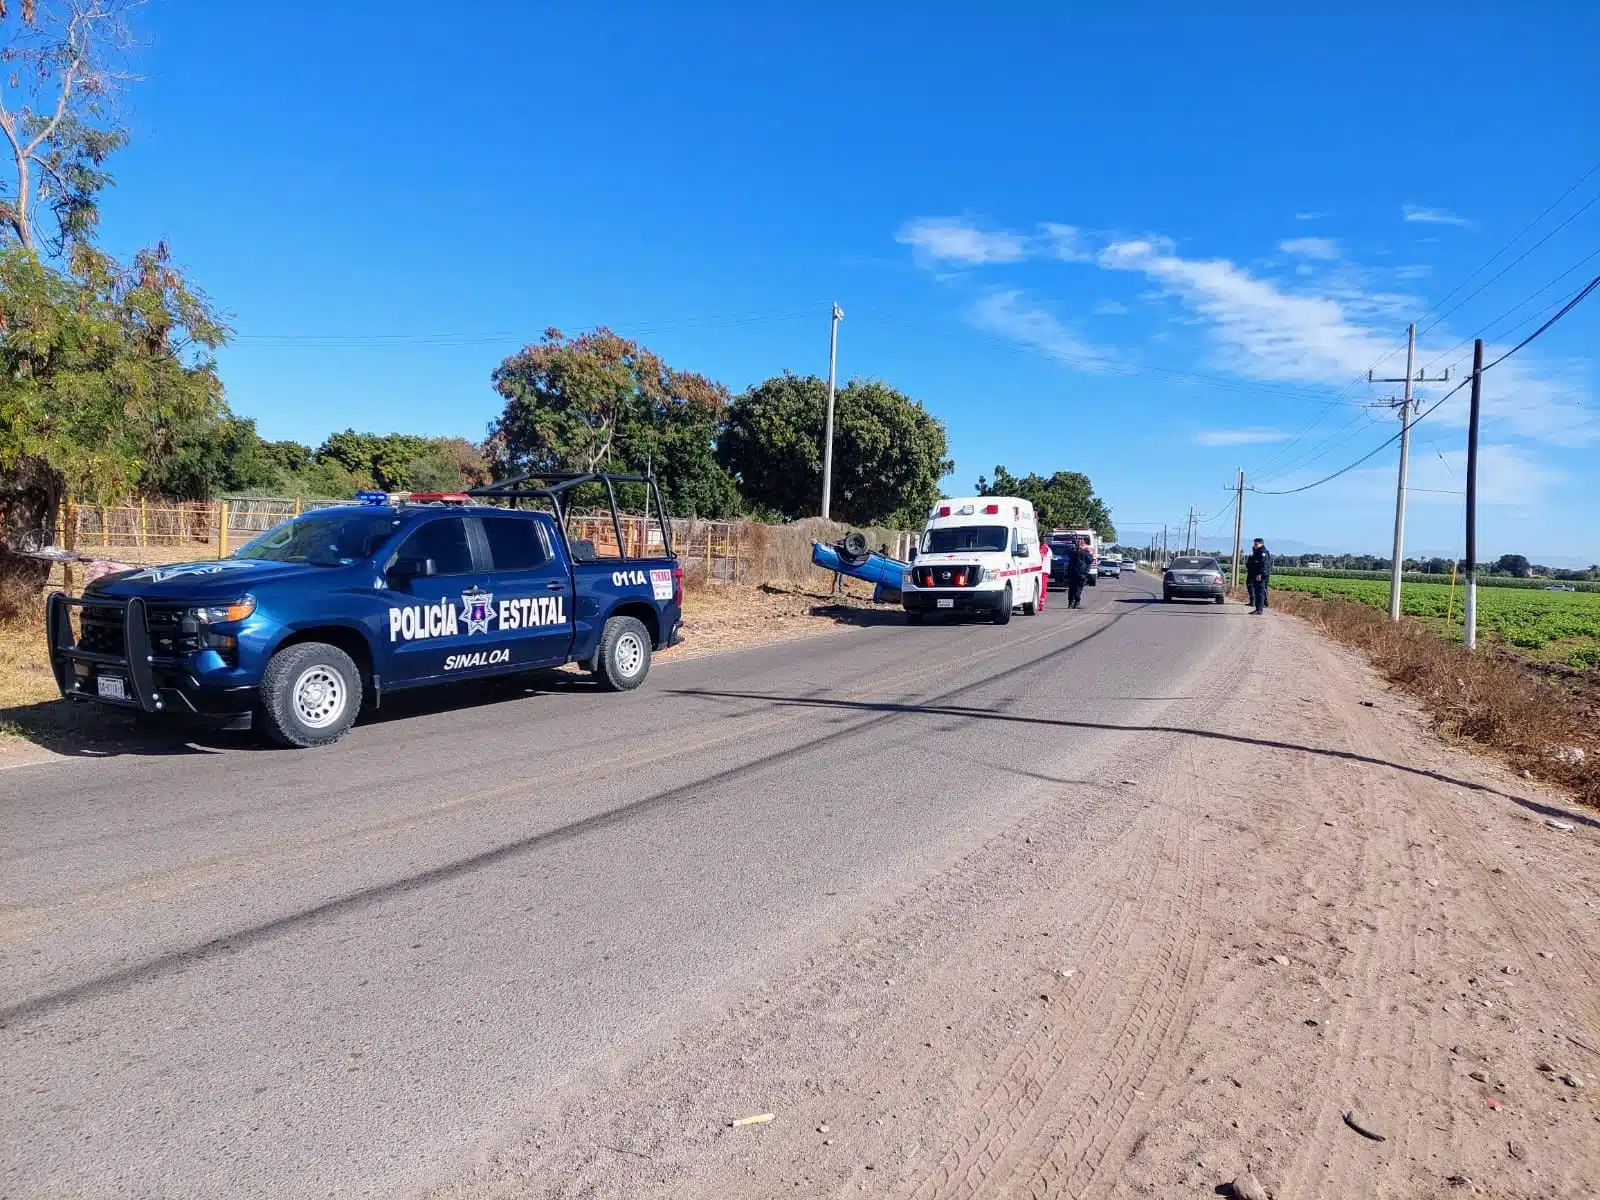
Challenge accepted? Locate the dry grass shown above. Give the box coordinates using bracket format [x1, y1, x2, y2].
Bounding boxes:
[1273, 591, 1599, 806]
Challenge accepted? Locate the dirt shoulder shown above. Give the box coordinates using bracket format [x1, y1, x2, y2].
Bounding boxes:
[436, 611, 1600, 1200]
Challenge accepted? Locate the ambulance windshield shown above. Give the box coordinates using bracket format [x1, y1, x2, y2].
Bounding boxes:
[922, 525, 1009, 553]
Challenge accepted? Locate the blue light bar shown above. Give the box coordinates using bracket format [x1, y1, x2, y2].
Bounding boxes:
[355, 491, 390, 505]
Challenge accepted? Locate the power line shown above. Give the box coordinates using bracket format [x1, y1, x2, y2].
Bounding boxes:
[1416, 188, 1600, 339]
[1246, 270, 1598, 497]
[1413, 158, 1600, 330]
[1255, 162, 1600, 481]
[1420, 244, 1600, 371]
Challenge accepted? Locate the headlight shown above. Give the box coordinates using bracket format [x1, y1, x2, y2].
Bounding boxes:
[972, 566, 987, 584]
[192, 597, 256, 625]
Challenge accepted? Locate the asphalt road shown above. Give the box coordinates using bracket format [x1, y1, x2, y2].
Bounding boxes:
[2, 572, 1246, 1198]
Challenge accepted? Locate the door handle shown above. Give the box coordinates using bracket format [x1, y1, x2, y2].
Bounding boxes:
[545, 581, 566, 591]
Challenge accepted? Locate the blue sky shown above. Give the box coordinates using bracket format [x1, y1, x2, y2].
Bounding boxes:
[93, 2, 1599, 563]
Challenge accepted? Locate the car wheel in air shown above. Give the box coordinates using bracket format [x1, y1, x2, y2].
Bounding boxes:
[594, 614, 652, 691]
[258, 641, 363, 748]
[992, 585, 1013, 625]
[1214, 594, 1226, 605]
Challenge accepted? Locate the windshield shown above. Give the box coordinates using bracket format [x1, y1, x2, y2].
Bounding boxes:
[235, 510, 405, 567]
[923, 525, 1010, 553]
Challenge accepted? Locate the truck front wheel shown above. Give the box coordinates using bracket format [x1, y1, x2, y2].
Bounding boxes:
[258, 641, 363, 748]
[594, 615, 652, 691]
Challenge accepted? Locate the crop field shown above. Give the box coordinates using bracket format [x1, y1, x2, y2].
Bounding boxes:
[1271, 575, 1600, 669]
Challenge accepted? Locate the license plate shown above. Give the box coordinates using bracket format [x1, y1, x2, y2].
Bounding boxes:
[97, 675, 127, 701]
[937, 599, 954, 609]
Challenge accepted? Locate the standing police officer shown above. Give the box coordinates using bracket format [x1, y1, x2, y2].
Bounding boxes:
[1246, 537, 1273, 614]
[1066, 538, 1092, 609]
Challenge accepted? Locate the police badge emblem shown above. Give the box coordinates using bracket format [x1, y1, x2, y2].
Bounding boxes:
[460, 586, 495, 636]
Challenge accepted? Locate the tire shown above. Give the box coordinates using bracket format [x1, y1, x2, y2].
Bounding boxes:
[1022, 580, 1038, 616]
[1087, 575, 1097, 587]
[258, 641, 363, 748]
[1214, 594, 1226, 605]
[905, 610, 924, 625]
[992, 585, 1013, 625]
[594, 614, 652, 691]
[1163, 591, 1174, 603]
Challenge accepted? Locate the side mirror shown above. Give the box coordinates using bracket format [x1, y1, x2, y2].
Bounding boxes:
[389, 556, 436, 584]
[907, 547, 918, 562]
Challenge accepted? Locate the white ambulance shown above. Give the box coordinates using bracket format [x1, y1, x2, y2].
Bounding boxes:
[901, 496, 1045, 625]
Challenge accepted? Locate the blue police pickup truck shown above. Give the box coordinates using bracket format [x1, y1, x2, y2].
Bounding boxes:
[45, 471, 683, 748]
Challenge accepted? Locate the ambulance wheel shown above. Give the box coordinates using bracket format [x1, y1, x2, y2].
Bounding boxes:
[1022, 581, 1039, 617]
[1088, 575, 1097, 586]
[905, 611, 924, 625]
[594, 614, 652, 691]
[258, 641, 362, 748]
[992, 585, 1013, 625]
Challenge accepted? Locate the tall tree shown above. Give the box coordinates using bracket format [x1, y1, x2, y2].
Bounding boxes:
[1, 241, 227, 582]
[977, 466, 1116, 540]
[719, 372, 951, 527]
[1493, 553, 1531, 578]
[1, 0, 134, 253]
[488, 327, 742, 517]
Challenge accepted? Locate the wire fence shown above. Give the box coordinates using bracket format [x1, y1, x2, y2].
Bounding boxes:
[47, 497, 916, 589]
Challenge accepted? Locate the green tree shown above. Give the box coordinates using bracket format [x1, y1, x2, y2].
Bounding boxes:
[719, 372, 951, 527]
[1493, 553, 1531, 578]
[1, 0, 134, 254]
[1, 242, 228, 582]
[315, 429, 434, 491]
[976, 466, 1116, 540]
[488, 327, 743, 517]
[263, 439, 313, 476]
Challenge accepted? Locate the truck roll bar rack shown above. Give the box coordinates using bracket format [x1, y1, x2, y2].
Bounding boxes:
[466, 470, 674, 560]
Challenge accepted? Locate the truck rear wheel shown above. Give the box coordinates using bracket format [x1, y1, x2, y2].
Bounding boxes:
[594, 614, 652, 691]
[258, 641, 362, 748]
[992, 585, 1013, 625]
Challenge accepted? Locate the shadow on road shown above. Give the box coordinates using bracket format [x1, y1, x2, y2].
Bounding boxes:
[1, 670, 598, 761]
[665, 687, 1587, 833]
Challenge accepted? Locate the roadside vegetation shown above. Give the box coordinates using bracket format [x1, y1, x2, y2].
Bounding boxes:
[1272, 574, 1600, 669]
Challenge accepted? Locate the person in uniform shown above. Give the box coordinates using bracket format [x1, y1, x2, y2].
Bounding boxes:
[1066, 538, 1092, 609]
[1246, 537, 1273, 614]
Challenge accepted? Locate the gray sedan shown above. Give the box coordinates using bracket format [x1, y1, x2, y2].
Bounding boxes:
[1162, 556, 1227, 604]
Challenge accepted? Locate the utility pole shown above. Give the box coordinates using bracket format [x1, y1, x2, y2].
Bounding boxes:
[1370, 324, 1449, 622]
[819, 302, 844, 521]
[1230, 470, 1245, 590]
[1186, 506, 1197, 554]
[1464, 338, 1483, 650]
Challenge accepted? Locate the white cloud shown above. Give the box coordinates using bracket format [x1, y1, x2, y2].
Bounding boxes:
[1402, 204, 1472, 227]
[1092, 299, 1130, 315]
[1041, 222, 1092, 262]
[1295, 211, 1329, 221]
[1394, 264, 1432, 280]
[1087, 234, 1594, 445]
[894, 217, 1027, 265]
[969, 290, 1107, 369]
[1279, 237, 1340, 260]
[1194, 428, 1290, 446]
